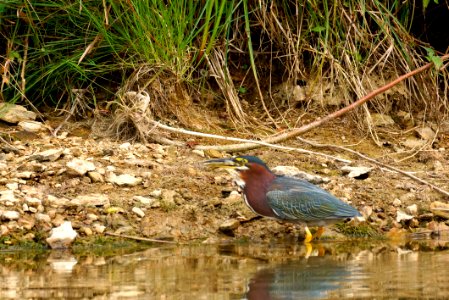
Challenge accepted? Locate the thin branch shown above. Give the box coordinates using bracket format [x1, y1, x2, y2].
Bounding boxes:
[152, 120, 351, 163]
[297, 137, 449, 197]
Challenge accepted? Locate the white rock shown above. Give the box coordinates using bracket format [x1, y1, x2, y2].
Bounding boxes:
[46, 222, 78, 249]
[133, 195, 153, 205]
[341, 166, 372, 178]
[30, 148, 63, 162]
[430, 201, 449, 219]
[192, 149, 205, 157]
[66, 158, 96, 176]
[93, 223, 106, 233]
[71, 194, 110, 207]
[0, 103, 37, 123]
[16, 171, 34, 179]
[35, 213, 51, 223]
[106, 173, 142, 186]
[402, 137, 426, 149]
[46, 194, 71, 207]
[2, 210, 20, 220]
[272, 166, 329, 184]
[132, 207, 145, 218]
[149, 189, 162, 198]
[18, 120, 45, 132]
[406, 204, 418, 216]
[0, 190, 18, 203]
[6, 183, 19, 190]
[393, 198, 402, 207]
[396, 210, 413, 222]
[119, 142, 131, 149]
[415, 127, 435, 140]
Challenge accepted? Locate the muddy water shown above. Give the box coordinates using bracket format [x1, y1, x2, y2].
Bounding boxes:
[1, 240, 448, 299]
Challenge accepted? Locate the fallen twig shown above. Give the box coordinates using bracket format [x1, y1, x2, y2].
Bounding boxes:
[152, 120, 351, 163]
[105, 232, 184, 244]
[297, 137, 449, 197]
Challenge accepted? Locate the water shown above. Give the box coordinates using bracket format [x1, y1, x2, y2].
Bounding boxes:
[1, 239, 448, 299]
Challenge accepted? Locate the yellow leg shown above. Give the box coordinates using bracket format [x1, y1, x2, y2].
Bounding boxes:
[304, 226, 313, 243]
[312, 226, 325, 240]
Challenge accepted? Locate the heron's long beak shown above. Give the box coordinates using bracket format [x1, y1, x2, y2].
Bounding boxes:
[203, 158, 238, 169]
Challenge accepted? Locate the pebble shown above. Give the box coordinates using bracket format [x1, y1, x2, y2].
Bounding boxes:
[105, 173, 142, 186]
[340, 166, 372, 179]
[18, 120, 45, 132]
[46, 221, 78, 249]
[272, 166, 330, 184]
[0, 103, 37, 123]
[396, 210, 413, 223]
[66, 158, 96, 176]
[30, 148, 63, 162]
[71, 194, 110, 207]
[430, 201, 449, 219]
[406, 204, 418, 216]
[392, 198, 402, 207]
[2, 210, 20, 221]
[87, 171, 104, 183]
[0, 190, 18, 203]
[132, 207, 145, 218]
[219, 219, 240, 235]
[93, 224, 106, 234]
[35, 213, 52, 223]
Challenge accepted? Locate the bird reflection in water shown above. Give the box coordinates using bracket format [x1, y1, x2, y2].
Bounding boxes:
[246, 256, 349, 300]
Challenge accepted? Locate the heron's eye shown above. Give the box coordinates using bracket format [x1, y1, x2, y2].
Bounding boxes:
[234, 157, 248, 166]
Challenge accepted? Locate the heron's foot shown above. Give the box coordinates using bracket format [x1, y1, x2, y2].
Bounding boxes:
[304, 226, 313, 243]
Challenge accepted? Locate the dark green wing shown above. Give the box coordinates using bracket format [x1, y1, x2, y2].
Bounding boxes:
[266, 176, 360, 222]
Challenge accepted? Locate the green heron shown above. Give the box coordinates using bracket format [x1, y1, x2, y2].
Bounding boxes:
[204, 156, 361, 242]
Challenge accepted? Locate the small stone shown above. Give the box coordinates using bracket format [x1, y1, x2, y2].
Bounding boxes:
[0, 103, 37, 123]
[341, 166, 372, 179]
[392, 198, 402, 207]
[204, 149, 223, 158]
[433, 161, 443, 172]
[93, 224, 106, 234]
[87, 171, 104, 183]
[149, 189, 162, 198]
[105, 173, 142, 186]
[430, 201, 449, 219]
[133, 195, 157, 206]
[71, 194, 110, 207]
[415, 127, 435, 140]
[2, 210, 20, 221]
[219, 219, 240, 235]
[192, 149, 205, 157]
[132, 207, 145, 218]
[360, 206, 373, 218]
[18, 120, 45, 132]
[0, 190, 17, 203]
[272, 166, 329, 184]
[402, 137, 426, 149]
[16, 171, 34, 179]
[370, 113, 395, 126]
[1, 225, 9, 236]
[46, 221, 78, 249]
[25, 197, 42, 207]
[35, 213, 52, 223]
[86, 213, 99, 221]
[6, 183, 19, 190]
[66, 158, 96, 176]
[406, 204, 418, 216]
[30, 148, 63, 162]
[82, 227, 93, 236]
[396, 210, 413, 222]
[119, 142, 131, 149]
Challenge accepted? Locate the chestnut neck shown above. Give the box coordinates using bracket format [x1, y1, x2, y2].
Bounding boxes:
[240, 163, 276, 217]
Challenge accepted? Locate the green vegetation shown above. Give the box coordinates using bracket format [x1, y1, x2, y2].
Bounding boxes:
[1, 1, 447, 135]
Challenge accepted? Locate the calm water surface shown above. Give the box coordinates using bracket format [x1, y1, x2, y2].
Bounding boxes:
[1, 239, 449, 299]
